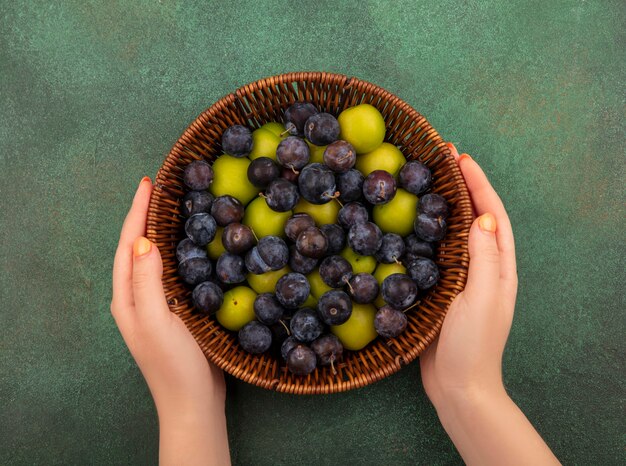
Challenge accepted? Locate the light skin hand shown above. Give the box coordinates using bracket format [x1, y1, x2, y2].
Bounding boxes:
[420, 144, 559, 465]
[110, 160, 558, 465]
[111, 177, 231, 466]
[420, 145, 518, 405]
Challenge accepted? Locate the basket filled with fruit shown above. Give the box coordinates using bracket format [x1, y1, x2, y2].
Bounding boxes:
[147, 72, 472, 394]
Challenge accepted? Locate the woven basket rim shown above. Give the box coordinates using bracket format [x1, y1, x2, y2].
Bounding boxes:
[147, 72, 472, 394]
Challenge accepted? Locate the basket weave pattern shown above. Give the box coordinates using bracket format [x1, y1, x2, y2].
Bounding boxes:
[147, 72, 472, 394]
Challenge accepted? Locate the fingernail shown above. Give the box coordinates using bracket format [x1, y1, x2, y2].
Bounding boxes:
[459, 153, 472, 163]
[446, 142, 457, 153]
[141, 176, 151, 185]
[133, 237, 152, 257]
[478, 213, 496, 233]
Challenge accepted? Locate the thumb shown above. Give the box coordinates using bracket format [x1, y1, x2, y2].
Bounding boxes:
[132, 237, 169, 316]
[463, 213, 500, 302]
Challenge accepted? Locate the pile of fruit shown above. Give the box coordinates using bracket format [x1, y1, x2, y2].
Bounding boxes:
[175, 102, 449, 376]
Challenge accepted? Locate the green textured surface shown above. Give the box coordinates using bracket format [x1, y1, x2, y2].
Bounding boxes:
[1, 1, 624, 464]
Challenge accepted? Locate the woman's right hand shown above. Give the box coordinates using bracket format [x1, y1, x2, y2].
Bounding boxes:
[420, 144, 559, 465]
[420, 144, 518, 407]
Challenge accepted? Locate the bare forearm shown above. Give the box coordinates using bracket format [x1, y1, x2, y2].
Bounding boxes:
[435, 387, 560, 466]
[155, 378, 230, 466]
[158, 403, 231, 466]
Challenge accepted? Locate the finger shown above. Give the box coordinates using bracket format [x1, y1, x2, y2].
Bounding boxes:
[131, 237, 170, 318]
[463, 213, 501, 304]
[445, 142, 460, 162]
[112, 177, 153, 312]
[446, 143, 478, 217]
[458, 155, 517, 287]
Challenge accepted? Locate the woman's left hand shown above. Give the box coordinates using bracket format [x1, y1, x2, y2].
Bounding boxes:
[111, 177, 230, 465]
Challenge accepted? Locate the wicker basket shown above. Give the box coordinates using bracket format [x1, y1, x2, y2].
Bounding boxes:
[147, 72, 472, 394]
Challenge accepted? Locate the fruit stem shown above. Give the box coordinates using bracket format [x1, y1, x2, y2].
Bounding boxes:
[279, 319, 291, 336]
[393, 256, 401, 265]
[290, 165, 300, 175]
[250, 228, 259, 242]
[345, 280, 354, 294]
[342, 276, 351, 288]
[330, 356, 337, 375]
[323, 190, 342, 203]
[402, 300, 420, 313]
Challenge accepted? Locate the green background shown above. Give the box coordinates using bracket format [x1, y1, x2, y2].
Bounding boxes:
[1, 1, 624, 464]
